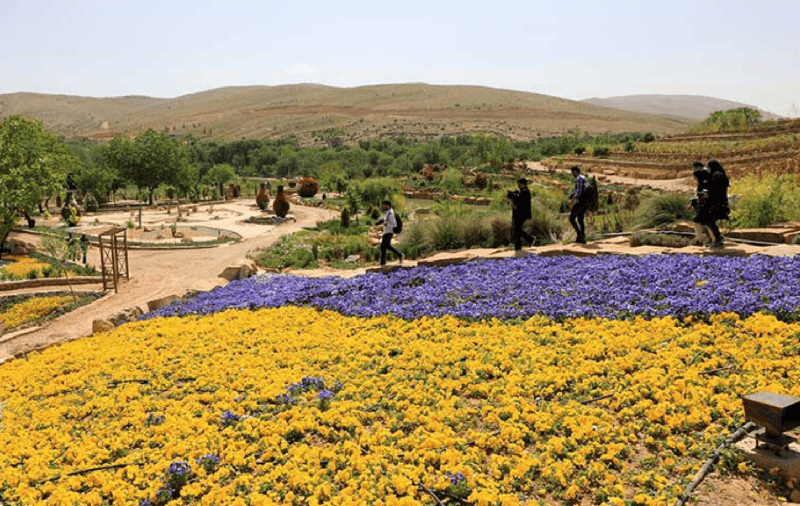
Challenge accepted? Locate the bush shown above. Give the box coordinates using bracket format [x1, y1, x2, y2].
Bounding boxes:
[399, 221, 431, 259]
[629, 232, 693, 248]
[430, 218, 463, 251]
[624, 141, 635, 152]
[730, 174, 800, 228]
[527, 201, 564, 244]
[489, 217, 512, 248]
[573, 146, 586, 155]
[593, 146, 610, 158]
[351, 178, 402, 209]
[634, 193, 692, 229]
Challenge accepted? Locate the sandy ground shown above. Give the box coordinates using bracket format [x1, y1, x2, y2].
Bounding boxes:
[0, 202, 336, 362]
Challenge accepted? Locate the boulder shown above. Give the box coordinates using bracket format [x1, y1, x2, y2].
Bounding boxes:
[218, 259, 258, 281]
[107, 306, 144, 326]
[147, 295, 181, 312]
[792, 490, 800, 504]
[180, 237, 194, 244]
[92, 319, 115, 334]
[7, 238, 35, 255]
[725, 228, 796, 244]
[0, 320, 5, 337]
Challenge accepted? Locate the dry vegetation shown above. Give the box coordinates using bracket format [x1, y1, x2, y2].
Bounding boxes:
[0, 83, 695, 144]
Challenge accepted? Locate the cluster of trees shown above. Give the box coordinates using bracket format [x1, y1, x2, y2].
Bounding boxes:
[0, 113, 659, 255]
[694, 107, 763, 133]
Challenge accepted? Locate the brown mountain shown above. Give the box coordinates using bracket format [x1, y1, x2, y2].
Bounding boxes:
[0, 84, 695, 144]
[581, 94, 781, 121]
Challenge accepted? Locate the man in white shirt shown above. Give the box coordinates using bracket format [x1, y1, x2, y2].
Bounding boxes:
[376, 200, 403, 266]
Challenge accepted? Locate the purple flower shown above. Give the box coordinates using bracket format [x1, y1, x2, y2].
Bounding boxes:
[318, 389, 335, 401]
[220, 410, 240, 427]
[138, 255, 800, 322]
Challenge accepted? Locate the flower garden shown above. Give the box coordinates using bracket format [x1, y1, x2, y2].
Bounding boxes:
[1, 254, 800, 506]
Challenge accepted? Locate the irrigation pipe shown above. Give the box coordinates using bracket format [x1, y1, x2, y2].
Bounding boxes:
[675, 421, 757, 506]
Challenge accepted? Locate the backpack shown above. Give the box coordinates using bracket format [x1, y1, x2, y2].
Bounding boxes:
[584, 176, 599, 212]
[393, 213, 403, 234]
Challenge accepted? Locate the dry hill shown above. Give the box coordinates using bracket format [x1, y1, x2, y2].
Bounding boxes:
[0, 83, 695, 144]
[582, 94, 781, 121]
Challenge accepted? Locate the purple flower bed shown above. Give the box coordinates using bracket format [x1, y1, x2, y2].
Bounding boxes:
[142, 254, 800, 321]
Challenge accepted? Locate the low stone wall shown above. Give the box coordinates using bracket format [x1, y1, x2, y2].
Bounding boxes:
[0, 276, 103, 292]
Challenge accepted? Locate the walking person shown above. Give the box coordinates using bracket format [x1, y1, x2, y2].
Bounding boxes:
[79, 234, 90, 264]
[375, 200, 403, 266]
[507, 178, 534, 250]
[706, 159, 730, 248]
[690, 161, 715, 246]
[568, 166, 590, 244]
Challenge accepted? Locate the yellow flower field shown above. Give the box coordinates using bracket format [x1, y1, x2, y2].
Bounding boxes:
[0, 307, 798, 505]
[0, 255, 51, 280]
[0, 295, 73, 330]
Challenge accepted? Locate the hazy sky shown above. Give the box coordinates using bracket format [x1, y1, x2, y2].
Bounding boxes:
[2, 0, 798, 116]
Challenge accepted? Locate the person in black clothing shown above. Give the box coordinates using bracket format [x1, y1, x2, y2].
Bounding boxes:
[79, 234, 90, 264]
[568, 166, 590, 244]
[706, 159, 730, 248]
[690, 161, 715, 246]
[507, 178, 533, 250]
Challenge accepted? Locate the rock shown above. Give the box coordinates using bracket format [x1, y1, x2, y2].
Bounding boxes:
[147, 295, 181, 312]
[7, 238, 35, 255]
[156, 234, 165, 239]
[218, 259, 258, 281]
[180, 237, 194, 244]
[92, 319, 115, 334]
[0, 320, 5, 337]
[792, 489, 800, 503]
[107, 306, 144, 326]
[345, 254, 361, 263]
[182, 289, 201, 300]
[725, 228, 796, 244]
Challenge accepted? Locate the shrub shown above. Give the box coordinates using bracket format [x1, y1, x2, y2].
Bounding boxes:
[629, 232, 693, 248]
[634, 193, 692, 229]
[352, 178, 402, 209]
[573, 146, 586, 155]
[440, 168, 463, 193]
[593, 146, 610, 158]
[398, 221, 430, 259]
[624, 141, 635, 152]
[527, 201, 564, 244]
[430, 218, 463, 251]
[730, 174, 800, 228]
[489, 217, 512, 248]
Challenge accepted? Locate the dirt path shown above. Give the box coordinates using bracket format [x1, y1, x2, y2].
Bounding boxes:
[525, 161, 695, 193]
[0, 204, 336, 362]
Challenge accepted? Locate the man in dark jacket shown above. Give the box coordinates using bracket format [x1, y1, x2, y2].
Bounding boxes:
[569, 166, 590, 244]
[508, 178, 533, 250]
[706, 159, 730, 248]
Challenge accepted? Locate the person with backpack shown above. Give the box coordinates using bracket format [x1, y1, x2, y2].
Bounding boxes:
[690, 161, 715, 246]
[375, 200, 403, 266]
[568, 166, 590, 244]
[705, 159, 730, 248]
[507, 178, 534, 251]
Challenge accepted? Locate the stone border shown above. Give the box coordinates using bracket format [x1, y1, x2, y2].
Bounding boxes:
[0, 276, 103, 292]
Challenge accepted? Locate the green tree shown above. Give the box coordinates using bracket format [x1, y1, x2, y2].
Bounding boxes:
[203, 163, 237, 186]
[0, 115, 78, 258]
[102, 129, 190, 205]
